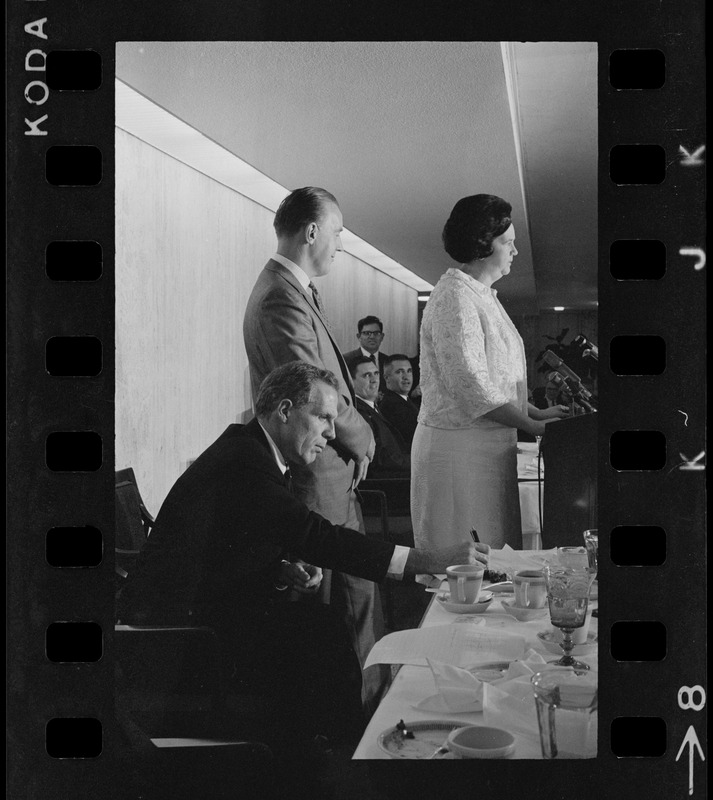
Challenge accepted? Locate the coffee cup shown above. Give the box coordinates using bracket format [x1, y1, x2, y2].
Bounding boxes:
[446, 564, 485, 604]
[513, 570, 547, 609]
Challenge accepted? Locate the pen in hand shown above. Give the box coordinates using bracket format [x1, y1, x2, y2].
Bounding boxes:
[470, 529, 490, 567]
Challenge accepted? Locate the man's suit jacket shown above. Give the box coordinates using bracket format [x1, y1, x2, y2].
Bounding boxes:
[243, 260, 373, 527]
[355, 397, 410, 477]
[343, 349, 390, 388]
[119, 420, 394, 630]
[378, 389, 420, 447]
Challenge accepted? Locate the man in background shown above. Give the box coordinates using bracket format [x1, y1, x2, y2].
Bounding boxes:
[342, 316, 389, 389]
[350, 356, 410, 478]
[379, 354, 420, 448]
[242, 187, 383, 710]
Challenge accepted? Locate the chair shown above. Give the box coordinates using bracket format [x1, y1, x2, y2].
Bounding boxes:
[115, 467, 155, 585]
[359, 477, 412, 545]
[114, 624, 277, 799]
[358, 480, 412, 633]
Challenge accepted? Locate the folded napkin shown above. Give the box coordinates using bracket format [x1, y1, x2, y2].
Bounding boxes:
[414, 660, 485, 713]
[413, 649, 548, 715]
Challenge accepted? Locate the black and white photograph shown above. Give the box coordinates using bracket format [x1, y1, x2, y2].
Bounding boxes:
[6, 5, 706, 800]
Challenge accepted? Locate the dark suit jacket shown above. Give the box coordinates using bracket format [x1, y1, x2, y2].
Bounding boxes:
[119, 420, 394, 630]
[343, 349, 390, 389]
[243, 260, 373, 528]
[378, 389, 420, 447]
[355, 397, 410, 477]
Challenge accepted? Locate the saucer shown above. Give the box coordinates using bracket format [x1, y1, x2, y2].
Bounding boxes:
[437, 591, 493, 614]
[537, 630, 598, 656]
[500, 599, 548, 621]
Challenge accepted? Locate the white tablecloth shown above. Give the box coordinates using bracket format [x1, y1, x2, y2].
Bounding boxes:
[352, 569, 597, 759]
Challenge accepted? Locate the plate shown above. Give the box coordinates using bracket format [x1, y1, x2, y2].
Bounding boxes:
[437, 592, 493, 614]
[537, 630, 598, 656]
[500, 598, 548, 621]
[378, 720, 466, 759]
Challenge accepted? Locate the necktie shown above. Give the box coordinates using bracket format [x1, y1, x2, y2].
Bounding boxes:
[308, 282, 331, 329]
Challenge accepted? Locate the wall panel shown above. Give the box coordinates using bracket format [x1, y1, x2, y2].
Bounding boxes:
[116, 130, 418, 512]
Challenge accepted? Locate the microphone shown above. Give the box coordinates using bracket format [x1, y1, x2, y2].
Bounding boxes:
[547, 371, 574, 398]
[573, 334, 599, 362]
[542, 350, 583, 383]
[544, 360, 597, 413]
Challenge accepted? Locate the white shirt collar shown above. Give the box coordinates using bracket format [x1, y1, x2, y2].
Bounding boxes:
[358, 397, 376, 408]
[272, 253, 311, 291]
[257, 421, 288, 475]
[360, 346, 380, 359]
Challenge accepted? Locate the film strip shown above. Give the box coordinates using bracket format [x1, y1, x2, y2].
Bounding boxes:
[7, 3, 705, 798]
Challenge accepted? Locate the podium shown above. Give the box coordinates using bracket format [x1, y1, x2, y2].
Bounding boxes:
[541, 413, 597, 548]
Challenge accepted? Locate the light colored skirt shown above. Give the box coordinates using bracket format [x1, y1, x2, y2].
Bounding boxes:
[411, 423, 522, 553]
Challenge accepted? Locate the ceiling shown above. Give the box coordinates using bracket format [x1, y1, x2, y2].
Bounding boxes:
[116, 41, 597, 314]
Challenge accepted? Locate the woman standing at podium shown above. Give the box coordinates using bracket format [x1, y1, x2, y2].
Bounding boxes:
[412, 194, 567, 552]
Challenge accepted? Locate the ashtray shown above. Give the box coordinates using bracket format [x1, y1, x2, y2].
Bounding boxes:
[437, 591, 493, 614]
[378, 720, 464, 759]
[500, 599, 548, 621]
[537, 630, 598, 656]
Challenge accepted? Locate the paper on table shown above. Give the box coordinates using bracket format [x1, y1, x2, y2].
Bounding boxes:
[363, 625, 526, 670]
[487, 545, 557, 576]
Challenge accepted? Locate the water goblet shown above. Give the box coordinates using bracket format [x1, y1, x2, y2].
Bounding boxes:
[583, 529, 598, 573]
[544, 565, 596, 671]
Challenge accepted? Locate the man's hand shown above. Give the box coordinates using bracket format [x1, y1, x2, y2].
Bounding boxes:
[278, 560, 323, 594]
[351, 455, 370, 490]
[404, 541, 490, 576]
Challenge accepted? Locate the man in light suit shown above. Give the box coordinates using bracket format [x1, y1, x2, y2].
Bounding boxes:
[342, 316, 390, 389]
[242, 187, 383, 709]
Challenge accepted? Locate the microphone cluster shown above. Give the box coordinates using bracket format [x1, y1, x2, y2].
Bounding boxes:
[543, 350, 597, 413]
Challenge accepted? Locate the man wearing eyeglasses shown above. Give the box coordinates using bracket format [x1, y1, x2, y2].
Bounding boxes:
[343, 316, 390, 389]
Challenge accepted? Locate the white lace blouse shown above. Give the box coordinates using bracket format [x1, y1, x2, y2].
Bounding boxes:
[418, 268, 528, 429]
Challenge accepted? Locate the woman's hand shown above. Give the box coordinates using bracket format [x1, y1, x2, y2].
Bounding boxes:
[531, 404, 570, 421]
[527, 414, 565, 437]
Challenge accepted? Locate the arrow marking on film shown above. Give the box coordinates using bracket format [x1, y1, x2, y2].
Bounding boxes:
[675, 725, 705, 795]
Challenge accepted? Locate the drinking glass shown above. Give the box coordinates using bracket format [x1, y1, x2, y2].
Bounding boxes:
[531, 667, 598, 758]
[583, 529, 598, 573]
[544, 565, 596, 670]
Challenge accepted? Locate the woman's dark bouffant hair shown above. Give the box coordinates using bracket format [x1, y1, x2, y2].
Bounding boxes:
[442, 194, 512, 263]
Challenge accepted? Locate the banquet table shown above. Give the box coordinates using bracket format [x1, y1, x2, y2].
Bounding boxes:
[353, 564, 598, 760]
